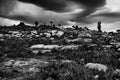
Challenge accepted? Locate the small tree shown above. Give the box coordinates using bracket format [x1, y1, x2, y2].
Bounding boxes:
[35, 21, 39, 27]
[50, 21, 53, 27]
[18, 22, 25, 26]
[58, 24, 61, 27]
[75, 25, 79, 30]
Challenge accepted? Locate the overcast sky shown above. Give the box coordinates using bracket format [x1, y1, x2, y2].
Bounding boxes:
[0, 0, 120, 32]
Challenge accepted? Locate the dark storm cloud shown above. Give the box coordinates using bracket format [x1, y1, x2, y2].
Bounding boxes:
[71, 9, 95, 22]
[72, 0, 106, 23]
[92, 12, 120, 17]
[72, 12, 120, 24]
[19, 0, 67, 12]
[1, 0, 114, 26]
[0, 0, 107, 24]
[74, 0, 106, 8]
[0, 0, 70, 25]
[18, 0, 107, 24]
[19, 0, 106, 11]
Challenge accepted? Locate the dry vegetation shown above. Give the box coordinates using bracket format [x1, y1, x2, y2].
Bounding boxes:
[0, 23, 120, 80]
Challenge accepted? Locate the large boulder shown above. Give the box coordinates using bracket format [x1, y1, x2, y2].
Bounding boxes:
[61, 45, 79, 50]
[83, 38, 92, 43]
[85, 63, 108, 72]
[78, 32, 92, 38]
[30, 44, 44, 49]
[43, 45, 61, 49]
[66, 38, 83, 43]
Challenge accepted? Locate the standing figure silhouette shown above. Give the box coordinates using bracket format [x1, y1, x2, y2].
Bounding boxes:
[97, 21, 102, 32]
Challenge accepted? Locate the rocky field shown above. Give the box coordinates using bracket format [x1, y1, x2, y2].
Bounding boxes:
[0, 25, 120, 80]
